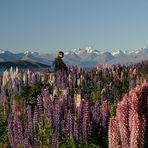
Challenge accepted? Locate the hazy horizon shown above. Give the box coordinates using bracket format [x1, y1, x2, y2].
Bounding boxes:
[0, 0, 148, 53]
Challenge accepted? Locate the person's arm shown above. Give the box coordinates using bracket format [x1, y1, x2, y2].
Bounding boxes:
[60, 59, 68, 71]
[63, 63, 68, 71]
[54, 57, 60, 72]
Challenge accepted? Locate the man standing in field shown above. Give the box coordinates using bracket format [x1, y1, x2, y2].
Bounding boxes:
[53, 51, 68, 72]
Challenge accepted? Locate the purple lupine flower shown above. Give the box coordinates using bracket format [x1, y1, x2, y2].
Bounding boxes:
[52, 131, 58, 148]
[91, 100, 100, 134]
[68, 110, 74, 137]
[37, 95, 43, 115]
[27, 105, 34, 145]
[17, 118, 24, 145]
[68, 96, 74, 111]
[42, 87, 50, 98]
[101, 100, 109, 132]
[33, 106, 39, 127]
[53, 101, 60, 132]
[74, 120, 79, 141]
[23, 124, 29, 148]
[77, 105, 82, 138]
[13, 115, 19, 145]
[42, 88, 51, 122]
[12, 115, 24, 146]
[82, 100, 90, 145]
[73, 74, 76, 89]
[8, 114, 15, 148]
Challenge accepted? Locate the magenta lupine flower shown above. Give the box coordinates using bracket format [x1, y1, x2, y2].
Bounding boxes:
[129, 84, 147, 148]
[116, 96, 130, 148]
[109, 81, 148, 148]
[130, 114, 146, 148]
[108, 117, 121, 148]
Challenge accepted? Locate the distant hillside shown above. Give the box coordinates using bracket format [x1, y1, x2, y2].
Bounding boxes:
[0, 60, 49, 69]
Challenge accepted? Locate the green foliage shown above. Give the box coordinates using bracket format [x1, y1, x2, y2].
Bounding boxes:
[110, 103, 117, 117]
[21, 82, 53, 106]
[21, 85, 41, 105]
[15, 95, 22, 102]
[36, 122, 53, 147]
[59, 137, 102, 148]
[57, 88, 62, 97]
[70, 85, 75, 97]
[59, 137, 81, 148]
[86, 82, 100, 104]
[102, 75, 113, 85]
[38, 81, 53, 94]
[121, 79, 129, 95]
[140, 67, 148, 80]
[19, 114, 28, 125]
[144, 121, 148, 148]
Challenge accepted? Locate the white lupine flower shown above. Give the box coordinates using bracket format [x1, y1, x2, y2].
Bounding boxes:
[77, 78, 81, 86]
[31, 73, 36, 84]
[2, 70, 9, 88]
[49, 73, 53, 81]
[41, 74, 45, 82]
[15, 67, 19, 74]
[68, 73, 71, 81]
[75, 93, 81, 108]
[27, 69, 31, 81]
[10, 67, 13, 75]
[23, 73, 28, 84]
[49, 73, 55, 85]
[80, 74, 84, 81]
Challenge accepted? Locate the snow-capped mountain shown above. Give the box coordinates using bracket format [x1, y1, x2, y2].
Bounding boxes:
[63, 47, 148, 67]
[0, 49, 5, 54]
[130, 46, 148, 55]
[0, 49, 18, 61]
[65, 48, 114, 66]
[0, 47, 147, 67]
[111, 50, 126, 57]
[24, 51, 39, 56]
[74, 47, 100, 55]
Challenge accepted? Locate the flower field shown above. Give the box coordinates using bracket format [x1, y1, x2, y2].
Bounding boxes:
[0, 61, 148, 148]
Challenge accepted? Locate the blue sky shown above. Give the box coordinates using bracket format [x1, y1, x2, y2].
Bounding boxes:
[0, 0, 148, 53]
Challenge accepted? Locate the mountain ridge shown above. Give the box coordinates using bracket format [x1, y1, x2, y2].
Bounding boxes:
[0, 60, 49, 69]
[0, 47, 148, 67]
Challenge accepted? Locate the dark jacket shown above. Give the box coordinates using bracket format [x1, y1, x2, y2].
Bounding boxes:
[53, 57, 68, 72]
